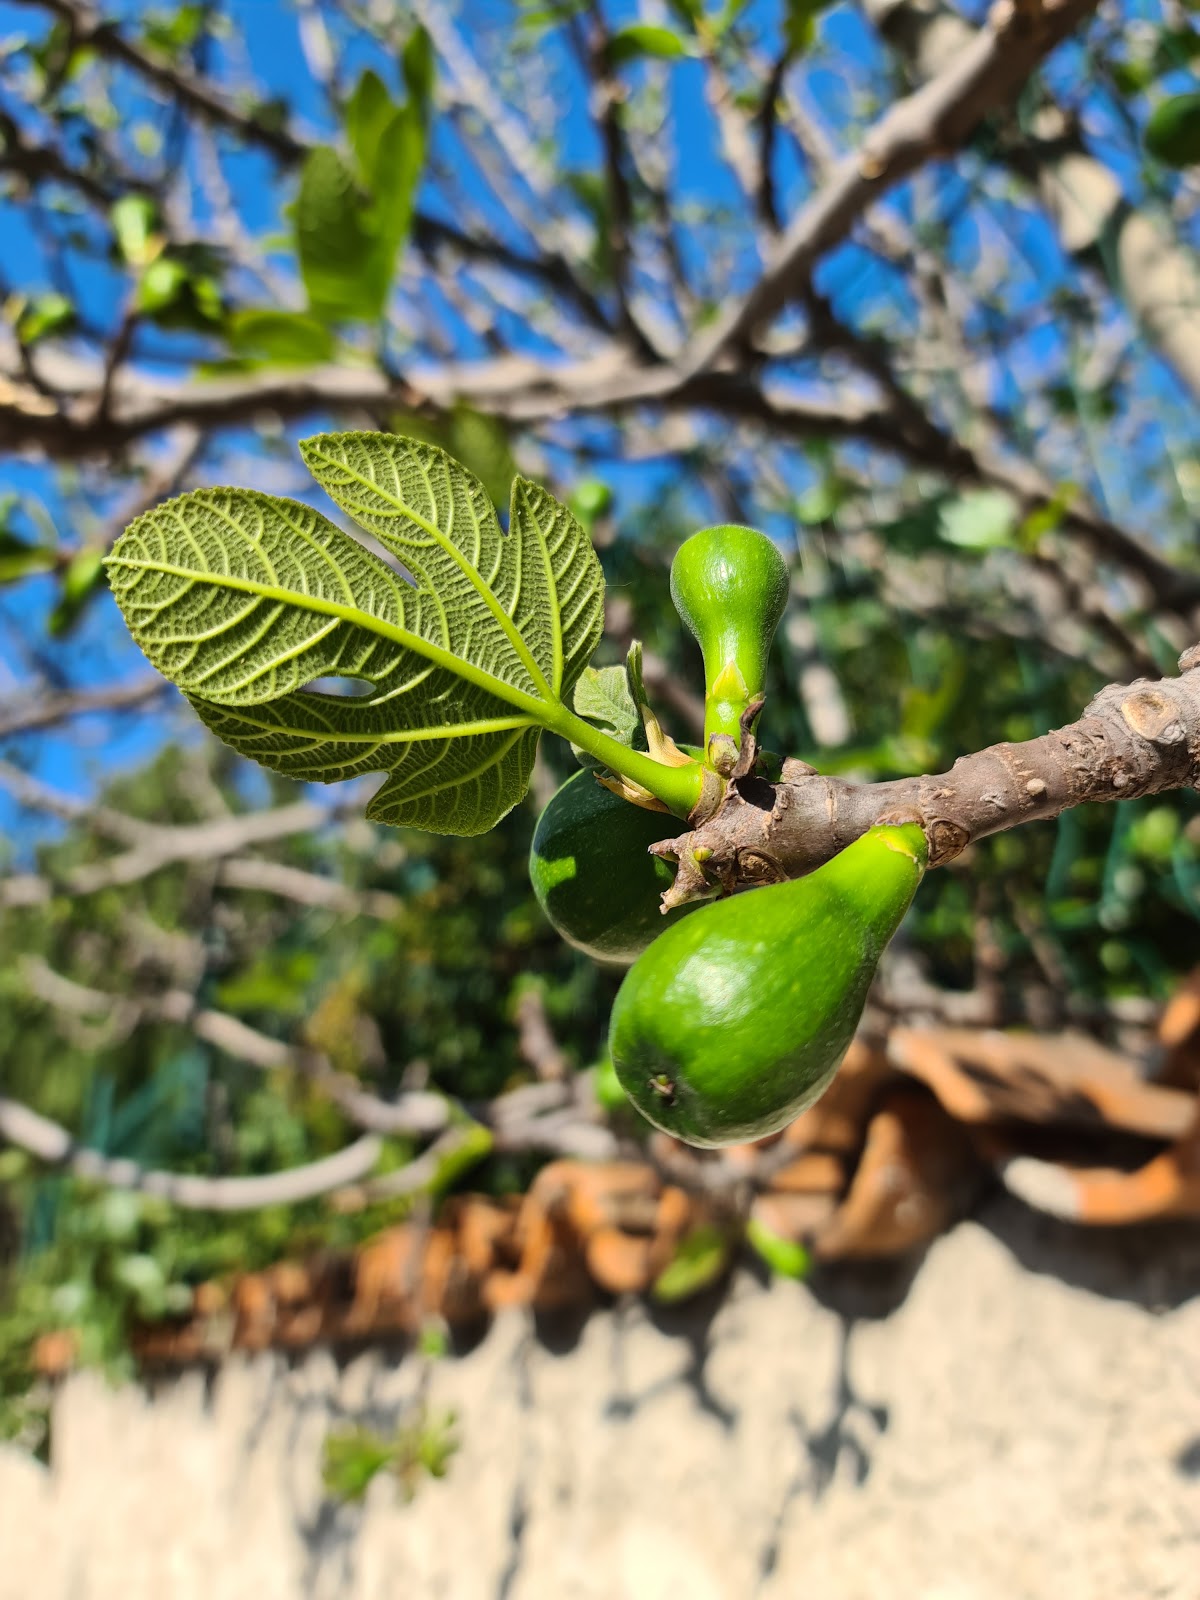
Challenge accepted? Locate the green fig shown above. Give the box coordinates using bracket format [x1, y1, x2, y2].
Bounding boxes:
[609, 823, 927, 1147]
[529, 765, 701, 966]
[670, 525, 789, 755]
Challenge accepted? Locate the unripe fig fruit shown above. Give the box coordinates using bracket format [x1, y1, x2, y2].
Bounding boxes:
[529, 766, 701, 966]
[609, 823, 927, 1147]
[670, 525, 789, 752]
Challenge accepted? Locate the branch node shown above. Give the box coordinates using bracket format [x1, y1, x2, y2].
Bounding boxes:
[1120, 689, 1187, 745]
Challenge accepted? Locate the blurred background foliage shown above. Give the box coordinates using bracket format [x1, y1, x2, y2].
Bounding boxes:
[3, 0, 1200, 1451]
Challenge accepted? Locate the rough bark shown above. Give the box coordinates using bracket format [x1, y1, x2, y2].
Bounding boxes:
[656, 646, 1200, 906]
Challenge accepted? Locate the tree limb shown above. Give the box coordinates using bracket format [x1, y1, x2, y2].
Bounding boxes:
[658, 646, 1200, 906]
[0, 1095, 383, 1210]
[683, 0, 1102, 375]
[865, 0, 1200, 405]
[0, 677, 167, 740]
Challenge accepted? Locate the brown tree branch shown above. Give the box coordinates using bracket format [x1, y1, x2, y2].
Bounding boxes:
[683, 0, 1102, 375]
[7, 341, 1193, 615]
[9, 0, 305, 162]
[865, 0, 1200, 405]
[657, 646, 1200, 906]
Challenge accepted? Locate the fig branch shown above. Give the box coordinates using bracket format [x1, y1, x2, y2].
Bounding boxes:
[655, 646, 1200, 909]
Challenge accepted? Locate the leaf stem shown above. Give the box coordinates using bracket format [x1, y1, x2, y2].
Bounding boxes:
[545, 704, 709, 816]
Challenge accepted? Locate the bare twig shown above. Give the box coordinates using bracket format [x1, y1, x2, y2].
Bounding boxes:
[683, 0, 1102, 373]
[9, 0, 305, 162]
[0, 677, 166, 739]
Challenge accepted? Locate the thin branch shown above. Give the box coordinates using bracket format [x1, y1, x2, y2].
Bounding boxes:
[0, 677, 166, 739]
[8, 0, 305, 163]
[515, 986, 567, 1083]
[0, 1095, 382, 1210]
[682, 0, 1103, 374]
[4, 344, 1195, 624]
[0, 105, 147, 205]
[214, 857, 402, 921]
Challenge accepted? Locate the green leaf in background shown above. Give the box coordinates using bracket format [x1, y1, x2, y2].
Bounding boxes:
[135, 256, 188, 314]
[366, 110, 425, 297]
[745, 1216, 811, 1280]
[784, 0, 834, 54]
[322, 1424, 398, 1504]
[937, 488, 1018, 551]
[608, 23, 689, 65]
[568, 479, 612, 533]
[651, 1224, 731, 1303]
[0, 529, 56, 585]
[110, 196, 158, 267]
[105, 432, 606, 835]
[15, 292, 75, 345]
[1145, 91, 1200, 167]
[295, 147, 379, 320]
[305, 44, 432, 325]
[140, 3, 208, 58]
[401, 25, 435, 125]
[1113, 30, 1200, 97]
[344, 69, 399, 185]
[225, 308, 336, 366]
[48, 547, 105, 636]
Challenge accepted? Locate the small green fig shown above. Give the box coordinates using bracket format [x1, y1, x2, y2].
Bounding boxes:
[608, 823, 927, 1147]
[529, 765, 701, 966]
[670, 525, 789, 754]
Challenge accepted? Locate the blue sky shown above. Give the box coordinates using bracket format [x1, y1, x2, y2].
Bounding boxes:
[1, 0, 1197, 852]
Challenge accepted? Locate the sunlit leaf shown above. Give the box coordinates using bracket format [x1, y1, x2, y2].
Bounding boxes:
[106, 432, 605, 835]
[608, 23, 689, 65]
[344, 68, 398, 188]
[0, 530, 56, 584]
[401, 24, 435, 124]
[573, 665, 638, 746]
[16, 292, 75, 345]
[48, 548, 105, 635]
[295, 147, 378, 320]
[937, 488, 1017, 551]
[651, 1224, 731, 1302]
[110, 196, 158, 267]
[226, 308, 336, 366]
[745, 1216, 811, 1279]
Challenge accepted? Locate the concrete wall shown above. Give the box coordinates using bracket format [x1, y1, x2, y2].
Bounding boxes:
[2, 1197, 1198, 1600]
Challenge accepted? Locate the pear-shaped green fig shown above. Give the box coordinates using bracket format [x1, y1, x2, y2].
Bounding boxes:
[609, 822, 927, 1147]
[529, 765, 701, 966]
[670, 525, 789, 755]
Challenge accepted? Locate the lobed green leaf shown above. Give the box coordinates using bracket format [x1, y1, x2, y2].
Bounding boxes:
[106, 433, 606, 836]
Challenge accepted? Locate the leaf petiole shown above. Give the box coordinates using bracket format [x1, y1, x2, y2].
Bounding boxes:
[543, 702, 708, 817]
